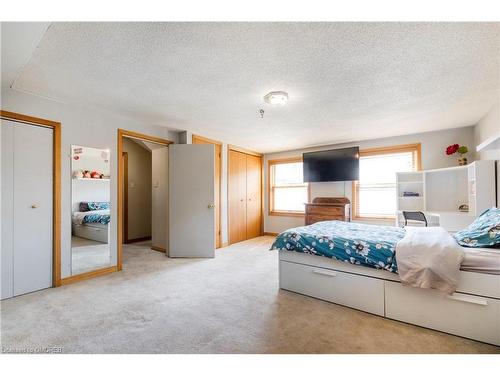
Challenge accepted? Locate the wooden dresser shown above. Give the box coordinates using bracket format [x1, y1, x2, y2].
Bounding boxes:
[305, 197, 351, 225]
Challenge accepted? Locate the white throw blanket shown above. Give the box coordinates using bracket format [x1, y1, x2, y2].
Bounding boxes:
[396, 226, 465, 294]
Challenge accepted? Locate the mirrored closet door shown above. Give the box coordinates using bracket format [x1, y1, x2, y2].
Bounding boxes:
[70, 145, 111, 275]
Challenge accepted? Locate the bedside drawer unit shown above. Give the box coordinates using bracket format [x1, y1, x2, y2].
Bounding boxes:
[304, 197, 350, 225]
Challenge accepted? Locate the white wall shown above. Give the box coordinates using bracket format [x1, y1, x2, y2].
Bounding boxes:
[1, 88, 178, 278]
[151, 147, 169, 251]
[474, 100, 500, 206]
[71, 145, 111, 176]
[263, 126, 477, 234]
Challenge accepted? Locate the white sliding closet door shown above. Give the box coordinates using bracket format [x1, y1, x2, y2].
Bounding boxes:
[1, 120, 53, 299]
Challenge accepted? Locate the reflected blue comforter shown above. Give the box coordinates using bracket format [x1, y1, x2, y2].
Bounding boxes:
[271, 220, 405, 273]
[83, 211, 111, 225]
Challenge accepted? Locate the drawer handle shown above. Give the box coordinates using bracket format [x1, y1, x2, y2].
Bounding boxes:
[312, 269, 337, 277]
[446, 293, 488, 306]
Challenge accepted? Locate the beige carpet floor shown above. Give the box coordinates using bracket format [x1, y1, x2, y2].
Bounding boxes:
[1, 236, 499, 354]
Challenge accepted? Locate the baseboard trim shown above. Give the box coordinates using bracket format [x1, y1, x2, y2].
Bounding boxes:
[263, 232, 279, 237]
[151, 245, 166, 253]
[124, 236, 152, 244]
[60, 266, 118, 286]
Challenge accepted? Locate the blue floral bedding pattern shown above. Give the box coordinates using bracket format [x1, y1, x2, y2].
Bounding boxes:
[80, 201, 110, 211]
[271, 220, 405, 273]
[83, 211, 111, 225]
[453, 207, 500, 248]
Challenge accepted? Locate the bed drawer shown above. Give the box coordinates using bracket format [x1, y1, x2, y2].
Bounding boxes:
[280, 260, 385, 316]
[72, 223, 109, 243]
[385, 281, 500, 346]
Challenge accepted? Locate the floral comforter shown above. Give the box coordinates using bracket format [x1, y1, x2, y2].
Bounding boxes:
[72, 209, 111, 225]
[271, 220, 405, 273]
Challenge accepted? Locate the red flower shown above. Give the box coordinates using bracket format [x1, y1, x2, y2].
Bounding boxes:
[446, 144, 459, 155]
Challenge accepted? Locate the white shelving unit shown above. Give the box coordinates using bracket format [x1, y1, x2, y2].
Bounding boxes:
[396, 171, 425, 212]
[396, 160, 496, 231]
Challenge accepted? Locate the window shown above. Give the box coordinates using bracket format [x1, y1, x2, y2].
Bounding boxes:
[269, 158, 308, 215]
[353, 144, 421, 219]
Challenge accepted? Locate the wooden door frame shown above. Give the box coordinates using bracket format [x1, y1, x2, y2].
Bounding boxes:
[227, 145, 263, 245]
[192, 134, 223, 248]
[122, 151, 129, 243]
[117, 129, 172, 270]
[1, 110, 62, 287]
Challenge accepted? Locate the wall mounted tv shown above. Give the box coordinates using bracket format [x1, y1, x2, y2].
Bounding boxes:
[303, 147, 359, 182]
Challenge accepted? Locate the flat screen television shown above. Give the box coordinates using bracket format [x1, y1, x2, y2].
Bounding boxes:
[303, 147, 359, 182]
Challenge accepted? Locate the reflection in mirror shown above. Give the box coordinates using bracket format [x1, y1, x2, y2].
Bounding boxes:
[71, 145, 111, 275]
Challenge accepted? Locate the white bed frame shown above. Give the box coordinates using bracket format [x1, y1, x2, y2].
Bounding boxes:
[279, 250, 500, 346]
[72, 222, 110, 243]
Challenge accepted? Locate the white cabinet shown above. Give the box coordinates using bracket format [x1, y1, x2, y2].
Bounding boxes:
[1, 120, 53, 299]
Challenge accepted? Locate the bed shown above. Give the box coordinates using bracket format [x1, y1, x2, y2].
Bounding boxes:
[72, 202, 110, 243]
[272, 221, 404, 273]
[272, 219, 500, 346]
[272, 220, 500, 275]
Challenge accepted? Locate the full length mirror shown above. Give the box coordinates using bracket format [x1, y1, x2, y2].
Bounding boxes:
[71, 145, 111, 275]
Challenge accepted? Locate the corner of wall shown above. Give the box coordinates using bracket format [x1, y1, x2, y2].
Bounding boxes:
[178, 131, 192, 144]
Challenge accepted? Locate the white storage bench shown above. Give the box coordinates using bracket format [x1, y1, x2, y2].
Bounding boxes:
[279, 250, 500, 346]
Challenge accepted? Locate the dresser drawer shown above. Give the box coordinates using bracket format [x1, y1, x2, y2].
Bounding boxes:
[385, 281, 500, 346]
[280, 260, 385, 316]
[306, 205, 344, 216]
[307, 215, 344, 225]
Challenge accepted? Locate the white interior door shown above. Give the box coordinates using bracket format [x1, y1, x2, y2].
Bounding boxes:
[169, 144, 215, 258]
[13, 123, 53, 296]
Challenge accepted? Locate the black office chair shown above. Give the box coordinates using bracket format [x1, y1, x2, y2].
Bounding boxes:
[402, 211, 428, 227]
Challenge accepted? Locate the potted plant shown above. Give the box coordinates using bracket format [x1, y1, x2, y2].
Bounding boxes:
[446, 144, 469, 165]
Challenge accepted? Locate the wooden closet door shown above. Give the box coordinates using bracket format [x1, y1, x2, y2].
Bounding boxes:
[245, 154, 262, 239]
[228, 150, 247, 244]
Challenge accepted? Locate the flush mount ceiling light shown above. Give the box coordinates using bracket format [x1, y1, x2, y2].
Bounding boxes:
[264, 91, 289, 106]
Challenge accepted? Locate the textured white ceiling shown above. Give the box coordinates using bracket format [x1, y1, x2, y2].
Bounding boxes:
[0, 22, 50, 88]
[10, 22, 500, 152]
